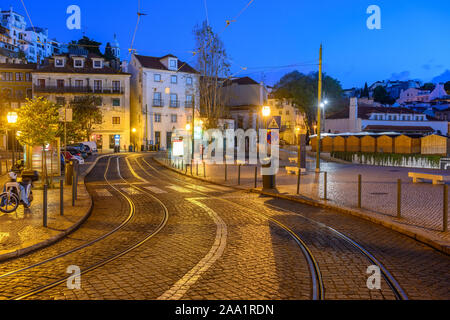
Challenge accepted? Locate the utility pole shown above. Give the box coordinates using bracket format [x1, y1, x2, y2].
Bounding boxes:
[315, 44, 323, 173]
[192, 98, 195, 160]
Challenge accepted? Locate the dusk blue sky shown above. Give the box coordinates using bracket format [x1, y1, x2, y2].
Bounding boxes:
[7, 0, 450, 88]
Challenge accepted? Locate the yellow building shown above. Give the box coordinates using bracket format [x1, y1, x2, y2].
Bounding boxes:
[267, 98, 306, 145]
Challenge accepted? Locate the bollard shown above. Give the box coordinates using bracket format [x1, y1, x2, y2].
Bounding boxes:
[225, 163, 227, 181]
[254, 166, 258, 188]
[182, 160, 184, 171]
[323, 172, 328, 200]
[196, 162, 199, 176]
[60, 179, 64, 216]
[296, 169, 301, 194]
[190, 160, 193, 175]
[397, 179, 401, 218]
[444, 184, 448, 232]
[43, 184, 48, 227]
[358, 174, 362, 208]
[203, 161, 206, 178]
[238, 164, 241, 185]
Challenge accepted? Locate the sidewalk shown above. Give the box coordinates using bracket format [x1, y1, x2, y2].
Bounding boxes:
[155, 152, 450, 255]
[0, 155, 101, 262]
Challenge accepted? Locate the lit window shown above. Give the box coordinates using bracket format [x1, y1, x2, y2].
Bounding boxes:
[55, 59, 64, 67]
[112, 117, 120, 125]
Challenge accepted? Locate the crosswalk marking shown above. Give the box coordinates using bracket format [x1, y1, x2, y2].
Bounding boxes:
[95, 189, 113, 197]
[167, 185, 192, 193]
[145, 186, 167, 194]
[121, 187, 141, 195]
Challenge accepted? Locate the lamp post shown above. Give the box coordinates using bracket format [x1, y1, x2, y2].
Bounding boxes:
[262, 106, 271, 129]
[7, 112, 18, 170]
[315, 44, 323, 173]
[131, 128, 137, 152]
[320, 100, 328, 133]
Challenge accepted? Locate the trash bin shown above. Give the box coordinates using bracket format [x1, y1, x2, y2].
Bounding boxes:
[262, 159, 276, 189]
[129, 145, 133, 152]
[65, 161, 74, 185]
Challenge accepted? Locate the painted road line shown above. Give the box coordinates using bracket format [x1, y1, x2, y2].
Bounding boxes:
[167, 185, 192, 193]
[158, 198, 227, 300]
[95, 189, 113, 197]
[121, 187, 141, 195]
[204, 185, 232, 192]
[184, 184, 215, 193]
[144, 186, 167, 194]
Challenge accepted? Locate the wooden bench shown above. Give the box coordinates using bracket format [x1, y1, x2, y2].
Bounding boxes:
[408, 172, 445, 185]
[285, 166, 306, 175]
[288, 157, 298, 163]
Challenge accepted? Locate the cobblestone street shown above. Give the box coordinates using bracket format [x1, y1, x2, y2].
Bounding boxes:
[0, 153, 448, 300]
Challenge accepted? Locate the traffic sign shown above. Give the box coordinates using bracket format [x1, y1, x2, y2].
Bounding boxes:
[268, 116, 281, 129]
[59, 108, 73, 122]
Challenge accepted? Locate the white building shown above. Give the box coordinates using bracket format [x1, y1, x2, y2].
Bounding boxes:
[129, 54, 200, 150]
[397, 83, 448, 105]
[325, 97, 448, 135]
[32, 53, 131, 152]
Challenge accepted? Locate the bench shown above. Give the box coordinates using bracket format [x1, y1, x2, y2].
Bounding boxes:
[408, 172, 445, 185]
[285, 166, 306, 175]
[288, 157, 298, 163]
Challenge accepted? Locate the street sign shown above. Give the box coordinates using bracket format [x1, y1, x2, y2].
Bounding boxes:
[172, 139, 184, 156]
[59, 108, 73, 122]
[268, 116, 281, 129]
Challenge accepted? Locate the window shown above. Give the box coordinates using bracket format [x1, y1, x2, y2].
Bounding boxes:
[112, 98, 121, 107]
[387, 115, 392, 120]
[170, 93, 178, 107]
[154, 74, 161, 82]
[93, 60, 102, 68]
[153, 92, 162, 107]
[171, 114, 177, 123]
[74, 59, 83, 68]
[25, 73, 31, 82]
[169, 59, 177, 70]
[187, 115, 192, 123]
[15, 73, 23, 81]
[94, 80, 102, 92]
[57, 79, 64, 88]
[112, 117, 120, 125]
[112, 81, 120, 92]
[55, 59, 64, 67]
[75, 80, 83, 87]
[155, 113, 161, 123]
[16, 90, 24, 99]
[38, 79, 46, 88]
[171, 75, 177, 84]
[56, 97, 65, 106]
[185, 95, 193, 108]
[2, 72, 13, 81]
[286, 110, 290, 115]
[186, 77, 193, 86]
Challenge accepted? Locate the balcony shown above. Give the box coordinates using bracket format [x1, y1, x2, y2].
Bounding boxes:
[169, 100, 180, 108]
[33, 85, 124, 94]
[153, 99, 164, 107]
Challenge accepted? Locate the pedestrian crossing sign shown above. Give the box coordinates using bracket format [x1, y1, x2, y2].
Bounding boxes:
[268, 117, 279, 129]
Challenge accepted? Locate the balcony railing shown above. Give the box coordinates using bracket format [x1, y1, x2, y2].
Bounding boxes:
[185, 101, 194, 108]
[33, 85, 124, 94]
[169, 100, 180, 108]
[153, 99, 164, 107]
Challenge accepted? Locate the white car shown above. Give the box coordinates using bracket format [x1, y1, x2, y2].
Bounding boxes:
[82, 141, 98, 153]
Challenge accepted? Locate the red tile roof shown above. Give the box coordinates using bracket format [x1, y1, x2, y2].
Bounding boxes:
[135, 55, 198, 74]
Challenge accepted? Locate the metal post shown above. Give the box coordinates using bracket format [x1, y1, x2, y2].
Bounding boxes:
[60, 179, 64, 216]
[190, 160, 193, 175]
[315, 44, 323, 173]
[254, 166, 257, 188]
[196, 162, 199, 176]
[443, 184, 448, 232]
[238, 164, 241, 185]
[397, 179, 401, 218]
[43, 184, 48, 227]
[296, 169, 301, 194]
[323, 171, 327, 200]
[225, 163, 227, 181]
[358, 174, 362, 208]
[72, 174, 75, 207]
[203, 161, 206, 178]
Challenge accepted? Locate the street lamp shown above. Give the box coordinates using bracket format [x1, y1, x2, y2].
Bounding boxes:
[131, 128, 137, 152]
[7, 112, 18, 170]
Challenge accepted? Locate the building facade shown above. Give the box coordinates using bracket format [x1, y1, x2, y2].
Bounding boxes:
[32, 53, 131, 152]
[325, 97, 448, 135]
[267, 98, 306, 144]
[129, 54, 200, 150]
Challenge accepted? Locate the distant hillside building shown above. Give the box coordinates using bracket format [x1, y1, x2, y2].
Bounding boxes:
[325, 98, 448, 135]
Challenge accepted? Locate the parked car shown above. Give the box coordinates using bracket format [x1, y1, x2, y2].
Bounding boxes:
[83, 145, 92, 156]
[82, 141, 98, 153]
[66, 146, 88, 159]
[62, 151, 85, 165]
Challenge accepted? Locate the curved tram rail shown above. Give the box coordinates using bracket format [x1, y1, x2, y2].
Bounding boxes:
[140, 155, 409, 300]
[6, 155, 169, 300]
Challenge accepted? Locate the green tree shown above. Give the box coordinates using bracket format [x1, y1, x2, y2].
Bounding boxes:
[17, 97, 59, 182]
[373, 86, 395, 105]
[69, 36, 103, 57]
[444, 81, 450, 94]
[361, 82, 370, 98]
[421, 83, 435, 91]
[272, 71, 344, 132]
[63, 96, 103, 142]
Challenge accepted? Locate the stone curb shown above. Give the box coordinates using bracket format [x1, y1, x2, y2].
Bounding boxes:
[153, 157, 450, 256]
[0, 154, 110, 262]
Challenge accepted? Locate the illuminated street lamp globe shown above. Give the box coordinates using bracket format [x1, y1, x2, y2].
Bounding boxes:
[132, 128, 137, 133]
[186, 124, 191, 131]
[7, 111, 18, 124]
[262, 106, 271, 117]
